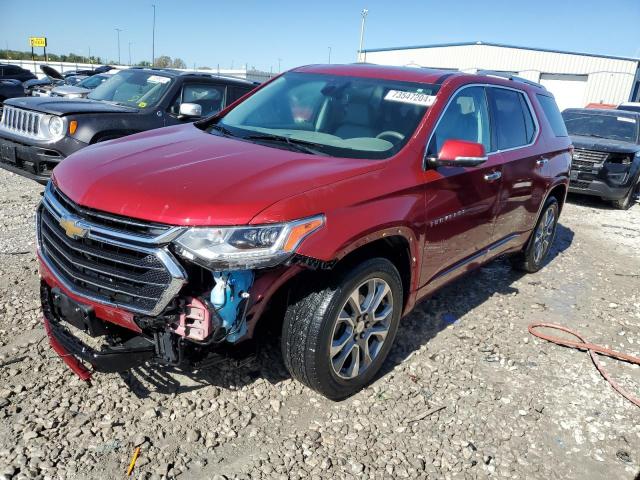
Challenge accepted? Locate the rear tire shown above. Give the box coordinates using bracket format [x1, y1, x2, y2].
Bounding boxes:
[510, 197, 559, 273]
[281, 258, 403, 400]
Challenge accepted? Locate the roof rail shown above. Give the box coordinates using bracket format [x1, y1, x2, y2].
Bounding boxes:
[476, 70, 546, 90]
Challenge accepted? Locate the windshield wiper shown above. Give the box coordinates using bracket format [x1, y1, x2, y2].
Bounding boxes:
[580, 133, 609, 139]
[210, 123, 236, 137]
[243, 133, 325, 155]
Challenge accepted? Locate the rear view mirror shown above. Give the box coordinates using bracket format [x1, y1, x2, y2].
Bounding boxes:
[426, 139, 488, 168]
[179, 102, 202, 119]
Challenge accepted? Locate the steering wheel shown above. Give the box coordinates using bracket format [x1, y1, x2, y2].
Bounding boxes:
[376, 131, 405, 143]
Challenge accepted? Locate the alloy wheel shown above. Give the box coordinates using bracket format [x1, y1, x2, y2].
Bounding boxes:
[533, 207, 555, 264]
[329, 278, 394, 380]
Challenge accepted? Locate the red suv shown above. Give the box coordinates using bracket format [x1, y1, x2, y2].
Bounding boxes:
[37, 65, 571, 399]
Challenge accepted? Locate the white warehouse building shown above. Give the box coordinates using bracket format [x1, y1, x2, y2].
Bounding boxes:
[360, 41, 640, 111]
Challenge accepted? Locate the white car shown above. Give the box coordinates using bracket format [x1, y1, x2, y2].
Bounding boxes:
[50, 73, 113, 99]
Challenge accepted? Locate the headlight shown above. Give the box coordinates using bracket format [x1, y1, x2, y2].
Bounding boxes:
[48, 116, 64, 138]
[173, 215, 324, 269]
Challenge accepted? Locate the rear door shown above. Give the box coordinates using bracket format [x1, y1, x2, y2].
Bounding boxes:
[487, 86, 547, 251]
[420, 85, 503, 288]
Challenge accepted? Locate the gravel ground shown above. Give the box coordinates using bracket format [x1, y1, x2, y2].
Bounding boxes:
[0, 169, 638, 480]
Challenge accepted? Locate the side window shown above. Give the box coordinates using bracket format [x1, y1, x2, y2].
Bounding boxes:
[489, 88, 536, 149]
[168, 83, 225, 117]
[427, 86, 491, 156]
[227, 86, 252, 105]
[536, 94, 568, 137]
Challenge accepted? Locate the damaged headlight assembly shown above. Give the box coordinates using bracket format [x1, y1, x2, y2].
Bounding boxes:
[173, 215, 325, 270]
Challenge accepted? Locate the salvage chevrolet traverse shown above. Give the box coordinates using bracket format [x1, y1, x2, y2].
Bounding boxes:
[36, 65, 571, 399]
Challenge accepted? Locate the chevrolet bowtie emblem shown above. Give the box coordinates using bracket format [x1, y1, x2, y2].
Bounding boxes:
[59, 215, 88, 239]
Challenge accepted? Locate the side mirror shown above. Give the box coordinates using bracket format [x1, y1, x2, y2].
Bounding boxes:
[426, 139, 488, 168]
[179, 102, 202, 119]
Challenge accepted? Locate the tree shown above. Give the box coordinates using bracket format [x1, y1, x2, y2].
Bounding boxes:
[171, 58, 186, 69]
[138, 60, 151, 67]
[154, 55, 172, 68]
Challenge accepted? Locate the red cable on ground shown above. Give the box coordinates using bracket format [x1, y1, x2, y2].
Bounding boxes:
[528, 322, 640, 408]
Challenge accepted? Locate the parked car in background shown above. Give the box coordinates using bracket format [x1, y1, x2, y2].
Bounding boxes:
[25, 65, 86, 97]
[0, 79, 26, 113]
[0, 63, 37, 82]
[618, 102, 640, 113]
[0, 67, 257, 183]
[49, 73, 113, 99]
[36, 65, 571, 399]
[63, 65, 113, 78]
[563, 108, 640, 209]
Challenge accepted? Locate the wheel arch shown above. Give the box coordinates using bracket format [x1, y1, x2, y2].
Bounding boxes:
[329, 235, 413, 312]
[546, 182, 568, 213]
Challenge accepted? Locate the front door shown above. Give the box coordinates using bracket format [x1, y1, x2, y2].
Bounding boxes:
[419, 85, 502, 291]
[165, 82, 227, 126]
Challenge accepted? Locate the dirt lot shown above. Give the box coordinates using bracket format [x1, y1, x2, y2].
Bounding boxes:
[0, 169, 638, 480]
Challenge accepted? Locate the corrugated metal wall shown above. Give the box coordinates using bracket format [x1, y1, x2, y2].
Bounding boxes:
[362, 44, 639, 108]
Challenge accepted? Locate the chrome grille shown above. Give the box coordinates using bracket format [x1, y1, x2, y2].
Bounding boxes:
[0, 106, 44, 139]
[51, 186, 174, 239]
[37, 183, 187, 315]
[572, 148, 608, 169]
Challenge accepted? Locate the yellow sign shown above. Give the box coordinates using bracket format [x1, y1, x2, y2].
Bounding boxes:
[29, 37, 47, 48]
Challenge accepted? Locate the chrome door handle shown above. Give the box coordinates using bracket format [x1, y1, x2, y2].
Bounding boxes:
[484, 171, 502, 182]
[536, 158, 549, 167]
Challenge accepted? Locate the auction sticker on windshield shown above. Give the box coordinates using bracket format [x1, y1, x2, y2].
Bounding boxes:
[147, 75, 170, 84]
[384, 90, 436, 107]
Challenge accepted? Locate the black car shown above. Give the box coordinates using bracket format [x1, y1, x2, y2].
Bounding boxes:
[563, 108, 640, 209]
[0, 64, 37, 82]
[0, 67, 257, 184]
[618, 102, 640, 113]
[0, 80, 26, 111]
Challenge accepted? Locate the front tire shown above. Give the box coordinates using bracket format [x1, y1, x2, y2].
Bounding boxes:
[281, 258, 403, 400]
[611, 180, 639, 210]
[510, 197, 559, 273]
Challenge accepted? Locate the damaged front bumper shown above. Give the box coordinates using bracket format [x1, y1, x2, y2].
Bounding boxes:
[41, 283, 156, 379]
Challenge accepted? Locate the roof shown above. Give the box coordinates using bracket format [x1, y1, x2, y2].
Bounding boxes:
[291, 64, 547, 92]
[362, 41, 640, 63]
[128, 66, 256, 85]
[292, 64, 458, 84]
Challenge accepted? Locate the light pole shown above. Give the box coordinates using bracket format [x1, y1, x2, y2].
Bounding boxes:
[128, 42, 132, 66]
[328, 46, 331, 64]
[115, 28, 123, 65]
[278, 58, 282, 72]
[152, 4, 156, 66]
[358, 8, 368, 62]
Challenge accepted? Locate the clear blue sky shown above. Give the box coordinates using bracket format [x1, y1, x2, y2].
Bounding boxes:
[2, 0, 639, 71]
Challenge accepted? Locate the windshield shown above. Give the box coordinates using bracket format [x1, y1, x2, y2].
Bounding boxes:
[88, 70, 173, 108]
[78, 74, 109, 89]
[562, 110, 639, 143]
[214, 72, 439, 159]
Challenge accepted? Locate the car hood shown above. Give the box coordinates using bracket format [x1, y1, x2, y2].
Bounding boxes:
[41, 64, 64, 81]
[51, 85, 91, 96]
[4, 96, 136, 115]
[570, 135, 640, 154]
[52, 124, 383, 226]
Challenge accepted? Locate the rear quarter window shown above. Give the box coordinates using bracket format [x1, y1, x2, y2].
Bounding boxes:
[537, 94, 568, 137]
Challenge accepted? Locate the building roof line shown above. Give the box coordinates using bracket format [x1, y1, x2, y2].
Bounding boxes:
[362, 41, 640, 63]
